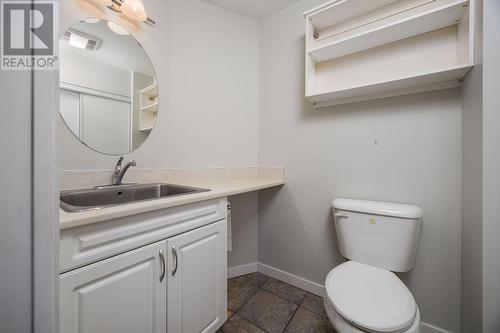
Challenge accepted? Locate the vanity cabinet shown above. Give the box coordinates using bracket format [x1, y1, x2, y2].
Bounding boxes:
[167, 221, 227, 333]
[60, 240, 168, 333]
[59, 199, 228, 333]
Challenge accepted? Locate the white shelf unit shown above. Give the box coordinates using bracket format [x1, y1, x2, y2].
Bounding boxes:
[141, 102, 159, 113]
[140, 126, 153, 132]
[304, 0, 475, 108]
[139, 83, 159, 131]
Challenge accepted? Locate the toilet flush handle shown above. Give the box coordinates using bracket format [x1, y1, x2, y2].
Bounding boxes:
[333, 212, 348, 219]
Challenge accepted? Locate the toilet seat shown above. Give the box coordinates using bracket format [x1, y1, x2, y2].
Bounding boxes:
[325, 261, 417, 333]
[324, 296, 421, 333]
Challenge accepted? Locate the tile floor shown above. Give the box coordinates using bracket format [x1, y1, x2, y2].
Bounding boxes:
[217, 272, 337, 333]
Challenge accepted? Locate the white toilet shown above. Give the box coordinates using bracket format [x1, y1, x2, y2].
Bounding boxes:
[325, 199, 423, 333]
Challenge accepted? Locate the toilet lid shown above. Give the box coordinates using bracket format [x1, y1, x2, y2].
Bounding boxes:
[325, 261, 417, 333]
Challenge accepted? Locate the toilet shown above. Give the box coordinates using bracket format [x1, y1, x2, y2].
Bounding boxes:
[325, 199, 423, 333]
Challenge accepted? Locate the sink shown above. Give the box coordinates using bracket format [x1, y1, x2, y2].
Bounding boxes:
[60, 183, 210, 213]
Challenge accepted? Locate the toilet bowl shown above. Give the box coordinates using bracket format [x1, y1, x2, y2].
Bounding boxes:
[326, 199, 423, 333]
[324, 261, 420, 333]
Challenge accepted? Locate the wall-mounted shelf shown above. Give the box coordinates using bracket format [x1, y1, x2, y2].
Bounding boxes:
[139, 83, 158, 131]
[309, 64, 471, 108]
[140, 83, 159, 98]
[141, 102, 159, 113]
[304, 0, 475, 108]
[308, 0, 468, 62]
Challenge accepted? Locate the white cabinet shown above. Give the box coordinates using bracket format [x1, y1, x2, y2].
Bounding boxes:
[59, 199, 226, 273]
[60, 240, 167, 333]
[59, 200, 228, 333]
[139, 83, 159, 132]
[167, 220, 227, 333]
[304, 0, 476, 108]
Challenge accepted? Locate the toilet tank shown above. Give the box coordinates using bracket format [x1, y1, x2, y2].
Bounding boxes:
[332, 199, 423, 272]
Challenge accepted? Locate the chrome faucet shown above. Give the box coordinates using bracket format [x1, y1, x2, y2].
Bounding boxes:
[113, 157, 137, 185]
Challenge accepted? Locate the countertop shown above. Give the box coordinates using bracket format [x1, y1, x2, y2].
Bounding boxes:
[60, 168, 284, 230]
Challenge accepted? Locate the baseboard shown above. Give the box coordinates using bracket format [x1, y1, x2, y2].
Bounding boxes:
[257, 263, 325, 297]
[227, 262, 258, 279]
[420, 322, 453, 333]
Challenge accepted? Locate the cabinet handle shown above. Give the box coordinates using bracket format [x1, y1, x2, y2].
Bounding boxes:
[172, 246, 178, 276]
[159, 250, 166, 282]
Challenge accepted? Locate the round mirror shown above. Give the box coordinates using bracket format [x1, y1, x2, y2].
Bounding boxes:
[59, 19, 158, 155]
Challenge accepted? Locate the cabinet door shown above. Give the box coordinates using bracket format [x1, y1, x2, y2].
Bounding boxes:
[168, 220, 227, 333]
[60, 241, 167, 333]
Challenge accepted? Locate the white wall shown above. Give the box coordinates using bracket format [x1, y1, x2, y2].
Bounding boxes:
[461, 0, 483, 331]
[0, 3, 59, 330]
[0, 52, 33, 333]
[59, 0, 260, 168]
[60, 43, 132, 98]
[56, 2, 494, 332]
[228, 193, 259, 268]
[258, 1, 462, 332]
[482, 0, 500, 331]
[59, 0, 261, 271]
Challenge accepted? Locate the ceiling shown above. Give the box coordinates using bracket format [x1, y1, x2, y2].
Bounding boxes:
[202, 0, 300, 19]
[61, 20, 155, 77]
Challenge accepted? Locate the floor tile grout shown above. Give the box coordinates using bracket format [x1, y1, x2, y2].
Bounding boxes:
[299, 293, 329, 318]
[231, 285, 260, 313]
[225, 273, 332, 333]
[281, 299, 301, 333]
[232, 312, 272, 333]
[235, 291, 273, 333]
[239, 281, 301, 333]
[234, 278, 272, 332]
[257, 286, 302, 306]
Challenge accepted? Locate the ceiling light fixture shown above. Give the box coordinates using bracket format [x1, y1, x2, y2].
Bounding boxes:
[68, 33, 90, 49]
[83, 18, 101, 24]
[93, 0, 113, 6]
[65, 29, 103, 51]
[98, 0, 156, 25]
[120, 0, 148, 22]
[107, 21, 131, 36]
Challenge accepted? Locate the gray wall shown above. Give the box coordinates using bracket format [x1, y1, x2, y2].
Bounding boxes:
[257, 1, 462, 331]
[482, 0, 500, 331]
[461, 0, 483, 331]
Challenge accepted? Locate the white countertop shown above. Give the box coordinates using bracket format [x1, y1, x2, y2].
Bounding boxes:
[60, 169, 284, 230]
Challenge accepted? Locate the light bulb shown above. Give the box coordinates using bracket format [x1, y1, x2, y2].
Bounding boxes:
[93, 0, 113, 6]
[120, 0, 147, 21]
[83, 18, 101, 24]
[68, 33, 89, 49]
[107, 21, 131, 36]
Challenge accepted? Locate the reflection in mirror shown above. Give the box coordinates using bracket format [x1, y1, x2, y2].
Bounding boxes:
[59, 19, 158, 155]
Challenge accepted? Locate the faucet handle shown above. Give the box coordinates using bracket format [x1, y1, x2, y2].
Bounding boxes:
[115, 157, 125, 173]
[130, 160, 137, 166]
[113, 157, 125, 184]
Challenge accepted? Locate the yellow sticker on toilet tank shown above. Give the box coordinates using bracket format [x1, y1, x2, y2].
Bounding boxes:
[369, 218, 376, 225]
